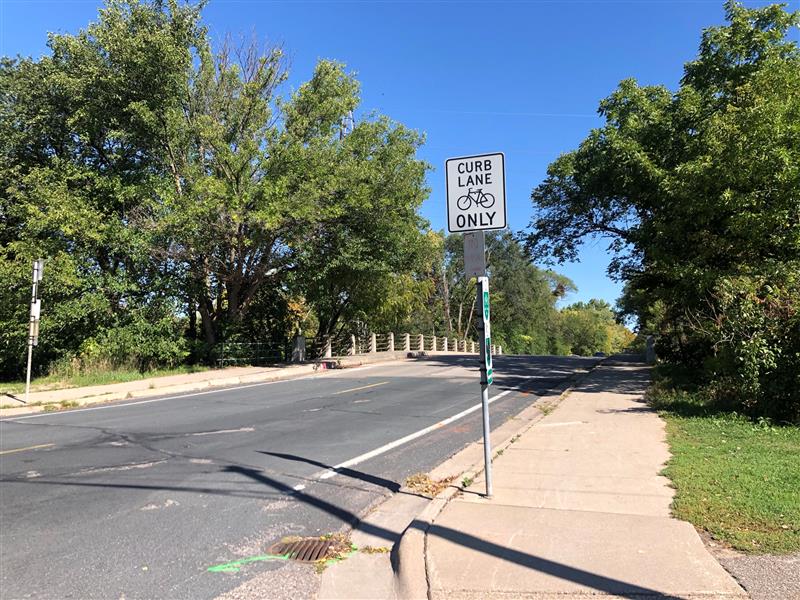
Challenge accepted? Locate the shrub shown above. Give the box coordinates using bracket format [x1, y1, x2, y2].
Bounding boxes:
[70, 304, 188, 373]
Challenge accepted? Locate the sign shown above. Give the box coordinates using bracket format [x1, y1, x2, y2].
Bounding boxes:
[33, 259, 44, 282]
[463, 231, 486, 277]
[446, 152, 506, 233]
[479, 276, 493, 385]
[30, 299, 41, 320]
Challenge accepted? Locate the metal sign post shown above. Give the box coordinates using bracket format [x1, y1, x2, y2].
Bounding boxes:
[477, 276, 493, 497]
[447, 152, 505, 499]
[25, 259, 44, 404]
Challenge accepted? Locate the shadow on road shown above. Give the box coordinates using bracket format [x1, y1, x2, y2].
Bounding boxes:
[225, 462, 682, 599]
[257, 451, 401, 493]
[409, 353, 601, 394]
[2, 354, 672, 597]
[6, 445, 676, 597]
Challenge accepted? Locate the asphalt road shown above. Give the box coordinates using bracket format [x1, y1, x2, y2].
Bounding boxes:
[0, 354, 597, 599]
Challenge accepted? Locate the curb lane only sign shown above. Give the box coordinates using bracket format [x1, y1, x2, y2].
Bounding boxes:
[446, 152, 506, 233]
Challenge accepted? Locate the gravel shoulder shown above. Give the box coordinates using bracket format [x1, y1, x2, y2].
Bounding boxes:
[703, 533, 800, 600]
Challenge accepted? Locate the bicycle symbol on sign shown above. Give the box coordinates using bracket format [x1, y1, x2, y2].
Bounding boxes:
[457, 188, 496, 211]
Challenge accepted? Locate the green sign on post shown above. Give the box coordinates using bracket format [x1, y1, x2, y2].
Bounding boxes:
[485, 337, 493, 384]
[479, 277, 493, 386]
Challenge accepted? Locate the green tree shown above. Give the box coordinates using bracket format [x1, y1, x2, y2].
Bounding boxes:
[412, 231, 578, 355]
[524, 1, 800, 421]
[487, 233, 574, 355]
[0, 0, 204, 376]
[1, 0, 432, 374]
[289, 116, 430, 343]
[560, 299, 633, 356]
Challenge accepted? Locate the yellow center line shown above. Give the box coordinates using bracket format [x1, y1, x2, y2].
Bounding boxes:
[332, 381, 389, 396]
[0, 443, 55, 456]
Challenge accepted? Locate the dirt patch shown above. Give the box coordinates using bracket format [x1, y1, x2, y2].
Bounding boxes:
[404, 472, 455, 497]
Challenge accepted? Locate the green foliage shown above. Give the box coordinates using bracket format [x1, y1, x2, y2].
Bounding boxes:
[399, 232, 632, 356]
[486, 233, 568, 355]
[0, 0, 631, 381]
[76, 304, 189, 372]
[525, 1, 800, 422]
[0, 0, 431, 375]
[560, 299, 634, 356]
[291, 117, 430, 340]
[0, 0, 202, 377]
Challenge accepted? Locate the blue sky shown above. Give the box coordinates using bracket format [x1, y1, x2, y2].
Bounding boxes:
[1, 0, 780, 307]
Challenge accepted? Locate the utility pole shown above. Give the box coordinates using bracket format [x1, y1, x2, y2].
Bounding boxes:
[25, 259, 44, 404]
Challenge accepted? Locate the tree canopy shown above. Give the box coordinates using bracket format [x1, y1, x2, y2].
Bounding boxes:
[1, 0, 633, 382]
[524, 1, 800, 422]
[0, 0, 429, 375]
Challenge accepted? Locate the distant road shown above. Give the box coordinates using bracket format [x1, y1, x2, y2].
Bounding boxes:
[0, 354, 597, 599]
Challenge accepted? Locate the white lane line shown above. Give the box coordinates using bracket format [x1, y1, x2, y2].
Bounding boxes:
[1, 363, 386, 422]
[190, 427, 255, 436]
[316, 388, 516, 480]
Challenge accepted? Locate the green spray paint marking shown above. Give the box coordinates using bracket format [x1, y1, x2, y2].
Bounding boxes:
[207, 554, 290, 573]
[207, 544, 360, 573]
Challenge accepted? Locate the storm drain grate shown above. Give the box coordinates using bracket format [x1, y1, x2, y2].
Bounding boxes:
[268, 538, 333, 563]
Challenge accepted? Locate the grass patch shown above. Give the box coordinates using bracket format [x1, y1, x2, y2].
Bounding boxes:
[539, 401, 556, 415]
[0, 365, 209, 396]
[649, 366, 800, 554]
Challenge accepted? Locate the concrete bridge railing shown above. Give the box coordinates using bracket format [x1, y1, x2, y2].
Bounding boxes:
[294, 333, 502, 362]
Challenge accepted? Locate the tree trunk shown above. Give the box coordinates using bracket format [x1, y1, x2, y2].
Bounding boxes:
[464, 288, 477, 340]
[441, 269, 453, 334]
[198, 304, 216, 348]
[188, 296, 197, 340]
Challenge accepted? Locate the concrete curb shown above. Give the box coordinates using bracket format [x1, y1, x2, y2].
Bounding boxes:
[392, 359, 608, 600]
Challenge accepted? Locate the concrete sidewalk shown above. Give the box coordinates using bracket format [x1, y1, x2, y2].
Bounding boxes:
[414, 359, 747, 599]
